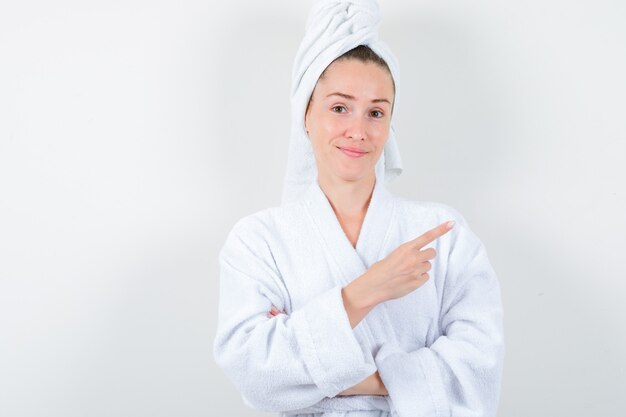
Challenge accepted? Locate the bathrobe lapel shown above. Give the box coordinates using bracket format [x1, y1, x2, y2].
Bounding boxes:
[302, 175, 401, 352]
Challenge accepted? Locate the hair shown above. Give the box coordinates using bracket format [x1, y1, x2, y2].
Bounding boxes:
[306, 44, 396, 115]
[320, 45, 394, 88]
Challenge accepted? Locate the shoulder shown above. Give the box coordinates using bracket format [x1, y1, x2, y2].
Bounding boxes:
[218, 206, 292, 303]
[221, 208, 273, 249]
[227, 202, 298, 238]
[220, 203, 297, 260]
[391, 194, 484, 259]
[393, 194, 470, 229]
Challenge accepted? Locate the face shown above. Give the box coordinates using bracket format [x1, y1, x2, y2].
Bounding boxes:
[304, 58, 395, 185]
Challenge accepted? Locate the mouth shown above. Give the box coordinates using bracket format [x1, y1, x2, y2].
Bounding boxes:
[337, 146, 368, 158]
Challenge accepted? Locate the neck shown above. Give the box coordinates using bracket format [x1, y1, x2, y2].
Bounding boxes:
[317, 170, 376, 220]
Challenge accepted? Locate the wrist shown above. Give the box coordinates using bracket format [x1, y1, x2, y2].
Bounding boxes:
[351, 270, 382, 309]
[373, 371, 388, 395]
[361, 372, 386, 396]
[343, 280, 377, 313]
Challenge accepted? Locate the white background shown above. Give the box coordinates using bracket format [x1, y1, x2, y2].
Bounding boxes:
[1, 1, 624, 416]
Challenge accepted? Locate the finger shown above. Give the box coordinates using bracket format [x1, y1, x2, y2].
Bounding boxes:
[416, 247, 437, 261]
[411, 221, 455, 250]
[270, 306, 286, 315]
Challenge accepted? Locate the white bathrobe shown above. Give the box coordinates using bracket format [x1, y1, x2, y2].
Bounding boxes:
[213, 173, 505, 417]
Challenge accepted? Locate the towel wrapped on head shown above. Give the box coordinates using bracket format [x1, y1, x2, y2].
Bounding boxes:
[281, 0, 404, 205]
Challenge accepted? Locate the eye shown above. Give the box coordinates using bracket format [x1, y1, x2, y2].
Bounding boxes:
[331, 105, 347, 113]
[370, 110, 384, 118]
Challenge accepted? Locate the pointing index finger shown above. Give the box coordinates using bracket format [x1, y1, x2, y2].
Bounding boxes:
[412, 220, 455, 249]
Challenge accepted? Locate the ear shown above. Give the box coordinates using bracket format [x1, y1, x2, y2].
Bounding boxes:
[304, 94, 314, 135]
[304, 107, 310, 135]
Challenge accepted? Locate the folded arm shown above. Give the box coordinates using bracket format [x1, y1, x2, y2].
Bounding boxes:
[375, 212, 505, 417]
[213, 219, 377, 412]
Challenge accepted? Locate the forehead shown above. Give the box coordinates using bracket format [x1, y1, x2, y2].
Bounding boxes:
[314, 59, 395, 98]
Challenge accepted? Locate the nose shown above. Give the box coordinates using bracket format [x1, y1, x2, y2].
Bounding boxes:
[345, 116, 365, 141]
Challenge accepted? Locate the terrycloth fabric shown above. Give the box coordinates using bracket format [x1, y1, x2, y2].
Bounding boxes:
[281, 0, 403, 206]
[213, 172, 505, 416]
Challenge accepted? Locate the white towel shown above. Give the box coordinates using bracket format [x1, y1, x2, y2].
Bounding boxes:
[281, 0, 403, 205]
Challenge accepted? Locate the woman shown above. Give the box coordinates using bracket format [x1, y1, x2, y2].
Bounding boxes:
[213, 1, 504, 416]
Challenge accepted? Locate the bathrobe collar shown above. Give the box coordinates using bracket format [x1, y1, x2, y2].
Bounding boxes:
[301, 171, 402, 355]
[301, 171, 396, 285]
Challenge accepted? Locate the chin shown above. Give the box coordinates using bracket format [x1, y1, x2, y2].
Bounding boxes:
[332, 167, 374, 182]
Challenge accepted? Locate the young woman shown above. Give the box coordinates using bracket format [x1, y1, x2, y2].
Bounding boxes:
[213, 2, 504, 416]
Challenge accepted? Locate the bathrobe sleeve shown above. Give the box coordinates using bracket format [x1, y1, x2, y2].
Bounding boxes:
[375, 208, 505, 417]
[212, 217, 377, 412]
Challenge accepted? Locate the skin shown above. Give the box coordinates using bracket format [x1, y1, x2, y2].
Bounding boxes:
[304, 58, 394, 248]
[268, 58, 455, 397]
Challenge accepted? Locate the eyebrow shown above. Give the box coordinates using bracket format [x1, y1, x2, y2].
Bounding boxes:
[326, 92, 391, 105]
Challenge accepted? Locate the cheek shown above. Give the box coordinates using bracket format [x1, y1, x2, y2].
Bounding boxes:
[310, 113, 343, 140]
[368, 122, 390, 143]
[320, 115, 343, 136]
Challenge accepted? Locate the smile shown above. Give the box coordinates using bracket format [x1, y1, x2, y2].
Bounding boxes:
[337, 146, 368, 158]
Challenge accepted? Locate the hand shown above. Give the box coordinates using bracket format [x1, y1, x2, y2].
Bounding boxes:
[267, 305, 286, 318]
[337, 371, 388, 396]
[342, 221, 455, 327]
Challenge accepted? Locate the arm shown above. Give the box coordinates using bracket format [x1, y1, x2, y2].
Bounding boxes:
[374, 212, 505, 417]
[212, 220, 377, 412]
[268, 303, 387, 398]
[337, 287, 388, 396]
[269, 304, 388, 397]
[338, 371, 388, 396]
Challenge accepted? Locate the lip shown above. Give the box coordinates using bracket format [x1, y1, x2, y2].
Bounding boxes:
[337, 146, 368, 158]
